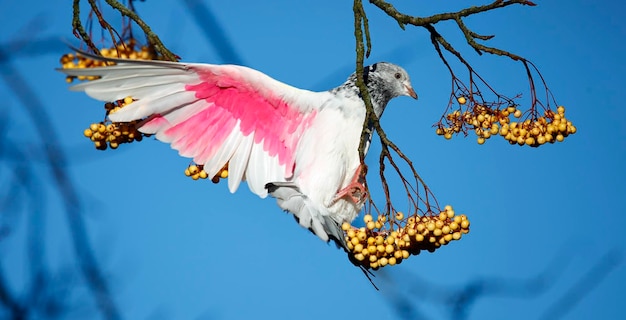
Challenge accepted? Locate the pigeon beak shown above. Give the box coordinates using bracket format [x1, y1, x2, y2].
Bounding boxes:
[405, 84, 418, 99]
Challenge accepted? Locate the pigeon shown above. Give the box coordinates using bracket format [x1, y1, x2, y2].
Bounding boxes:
[60, 53, 417, 247]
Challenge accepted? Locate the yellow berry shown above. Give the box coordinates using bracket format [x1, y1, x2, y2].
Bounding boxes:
[531, 127, 540, 136]
[363, 214, 373, 223]
[220, 170, 229, 178]
[341, 222, 351, 231]
[514, 109, 522, 118]
[395, 212, 404, 221]
[457, 96, 467, 104]
[519, 128, 528, 138]
[537, 135, 546, 145]
[366, 221, 376, 230]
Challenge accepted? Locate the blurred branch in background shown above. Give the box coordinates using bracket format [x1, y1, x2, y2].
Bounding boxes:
[539, 249, 623, 320]
[378, 247, 623, 320]
[181, 0, 245, 64]
[0, 29, 120, 318]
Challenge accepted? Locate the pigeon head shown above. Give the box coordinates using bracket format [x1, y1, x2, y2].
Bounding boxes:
[364, 62, 417, 98]
[334, 62, 417, 117]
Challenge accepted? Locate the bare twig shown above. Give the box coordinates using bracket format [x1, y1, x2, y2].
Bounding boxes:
[71, 0, 177, 61]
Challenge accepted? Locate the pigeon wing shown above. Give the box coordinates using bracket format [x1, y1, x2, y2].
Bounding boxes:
[61, 56, 329, 197]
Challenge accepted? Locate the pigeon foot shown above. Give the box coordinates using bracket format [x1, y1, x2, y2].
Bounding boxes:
[333, 165, 368, 205]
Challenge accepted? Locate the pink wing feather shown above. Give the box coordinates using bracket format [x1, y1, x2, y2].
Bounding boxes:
[67, 59, 324, 197]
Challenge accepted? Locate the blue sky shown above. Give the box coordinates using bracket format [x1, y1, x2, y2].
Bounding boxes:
[1, 1, 625, 319]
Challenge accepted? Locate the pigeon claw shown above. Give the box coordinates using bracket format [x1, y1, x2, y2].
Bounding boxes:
[333, 182, 368, 205]
[332, 165, 368, 205]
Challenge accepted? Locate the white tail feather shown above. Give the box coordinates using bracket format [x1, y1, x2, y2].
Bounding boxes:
[265, 182, 346, 247]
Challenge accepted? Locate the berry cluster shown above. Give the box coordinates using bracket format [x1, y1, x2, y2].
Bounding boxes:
[83, 120, 144, 150]
[500, 106, 576, 146]
[60, 39, 158, 83]
[343, 205, 470, 270]
[184, 164, 229, 183]
[436, 97, 576, 147]
[82, 96, 149, 150]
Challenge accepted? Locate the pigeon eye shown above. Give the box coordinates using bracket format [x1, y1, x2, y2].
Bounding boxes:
[394, 72, 402, 79]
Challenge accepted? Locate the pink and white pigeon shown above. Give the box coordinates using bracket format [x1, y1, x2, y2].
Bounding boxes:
[60, 53, 417, 247]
